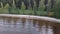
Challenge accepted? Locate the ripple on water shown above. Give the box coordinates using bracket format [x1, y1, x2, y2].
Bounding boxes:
[0, 17, 54, 34]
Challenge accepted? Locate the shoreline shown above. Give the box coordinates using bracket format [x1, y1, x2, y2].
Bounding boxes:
[0, 14, 60, 23]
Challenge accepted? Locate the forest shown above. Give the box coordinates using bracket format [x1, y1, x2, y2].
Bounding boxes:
[0, 0, 60, 19]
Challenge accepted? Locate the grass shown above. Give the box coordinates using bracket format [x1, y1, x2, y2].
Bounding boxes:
[0, 7, 48, 16]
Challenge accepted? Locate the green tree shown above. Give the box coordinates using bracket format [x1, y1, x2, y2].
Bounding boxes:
[52, 0, 60, 19]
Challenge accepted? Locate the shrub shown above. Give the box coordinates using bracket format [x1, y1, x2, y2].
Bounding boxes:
[52, 0, 60, 19]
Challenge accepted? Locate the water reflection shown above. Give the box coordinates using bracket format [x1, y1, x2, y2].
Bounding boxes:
[0, 17, 54, 34]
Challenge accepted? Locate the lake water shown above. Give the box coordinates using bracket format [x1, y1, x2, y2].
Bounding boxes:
[0, 17, 54, 34]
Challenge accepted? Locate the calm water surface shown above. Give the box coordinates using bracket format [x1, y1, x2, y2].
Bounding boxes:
[0, 17, 53, 34]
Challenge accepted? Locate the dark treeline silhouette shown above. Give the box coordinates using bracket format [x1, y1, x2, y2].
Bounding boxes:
[30, 0, 34, 10]
[51, 0, 54, 9]
[15, 0, 22, 9]
[0, 4, 1, 8]
[44, 0, 48, 11]
[24, 0, 29, 9]
[0, 0, 54, 10]
[0, 0, 13, 7]
[35, 0, 41, 10]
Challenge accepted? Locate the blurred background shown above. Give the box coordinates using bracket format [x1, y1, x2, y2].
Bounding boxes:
[0, 0, 60, 19]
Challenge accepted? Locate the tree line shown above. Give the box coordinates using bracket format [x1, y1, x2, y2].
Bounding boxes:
[0, 0, 55, 10]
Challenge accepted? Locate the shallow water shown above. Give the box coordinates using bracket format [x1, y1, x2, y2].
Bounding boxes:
[0, 17, 54, 34]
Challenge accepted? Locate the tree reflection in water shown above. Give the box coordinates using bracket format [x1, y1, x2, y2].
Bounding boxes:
[0, 17, 54, 34]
